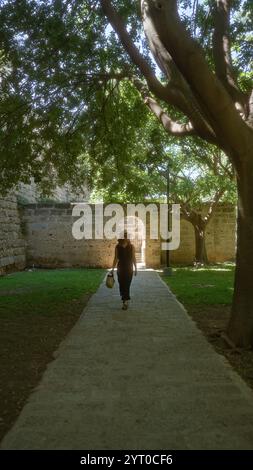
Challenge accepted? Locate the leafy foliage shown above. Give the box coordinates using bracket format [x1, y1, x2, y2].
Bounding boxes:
[89, 106, 236, 207]
[0, 0, 251, 196]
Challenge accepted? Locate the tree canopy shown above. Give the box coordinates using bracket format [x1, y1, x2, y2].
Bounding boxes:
[0, 0, 252, 194]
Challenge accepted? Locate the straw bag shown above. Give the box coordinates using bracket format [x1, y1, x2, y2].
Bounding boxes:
[106, 271, 115, 288]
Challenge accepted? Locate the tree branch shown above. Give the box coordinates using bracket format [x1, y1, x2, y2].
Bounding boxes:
[144, 96, 195, 136]
[248, 89, 253, 126]
[139, 1, 218, 142]
[141, 0, 251, 162]
[100, 0, 217, 144]
[100, 0, 176, 105]
[132, 77, 194, 136]
[177, 199, 197, 224]
[204, 188, 226, 223]
[213, 0, 246, 114]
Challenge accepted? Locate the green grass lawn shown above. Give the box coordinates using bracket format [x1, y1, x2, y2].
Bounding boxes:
[162, 263, 235, 305]
[0, 268, 105, 317]
[0, 267, 105, 442]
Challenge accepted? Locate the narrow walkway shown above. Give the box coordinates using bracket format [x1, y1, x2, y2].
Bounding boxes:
[2, 270, 253, 450]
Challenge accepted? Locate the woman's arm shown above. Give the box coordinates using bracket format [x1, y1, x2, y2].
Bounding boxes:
[112, 245, 118, 272]
[132, 245, 137, 276]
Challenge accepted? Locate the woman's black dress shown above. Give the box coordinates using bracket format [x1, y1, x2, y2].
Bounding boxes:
[116, 243, 134, 301]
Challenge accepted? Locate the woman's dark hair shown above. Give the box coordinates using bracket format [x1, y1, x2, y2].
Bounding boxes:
[117, 230, 130, 245]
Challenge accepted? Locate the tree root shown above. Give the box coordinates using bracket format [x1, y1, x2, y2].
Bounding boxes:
[220, 332, 242, 354]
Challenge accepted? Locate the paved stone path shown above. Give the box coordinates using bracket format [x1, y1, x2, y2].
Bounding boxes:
[2, 269, 253, 450]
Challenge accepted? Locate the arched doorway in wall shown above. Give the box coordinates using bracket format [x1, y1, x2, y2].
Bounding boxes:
[118, 216, 146, 268]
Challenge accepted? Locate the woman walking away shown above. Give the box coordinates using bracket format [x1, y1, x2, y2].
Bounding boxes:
[112, 230, 137, 310]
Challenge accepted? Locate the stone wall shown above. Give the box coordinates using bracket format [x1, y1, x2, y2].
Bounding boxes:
[22, 204, 117, 268]
[17, 180, 90, 204]
[0, 199, 236, 274]
[21, 203, 236, 269]
[172, 204, 236, 265]
[0, 194, 26, 275]
[0, 176, 90, 274]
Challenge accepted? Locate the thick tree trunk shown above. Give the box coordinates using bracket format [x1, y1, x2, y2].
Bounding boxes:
[194, 226, 208, 265]
[227, 162, 253, 347]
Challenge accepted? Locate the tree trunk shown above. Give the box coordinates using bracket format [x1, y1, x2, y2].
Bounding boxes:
[194, 226, 208, 265]
[227, 161, 253, 347]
